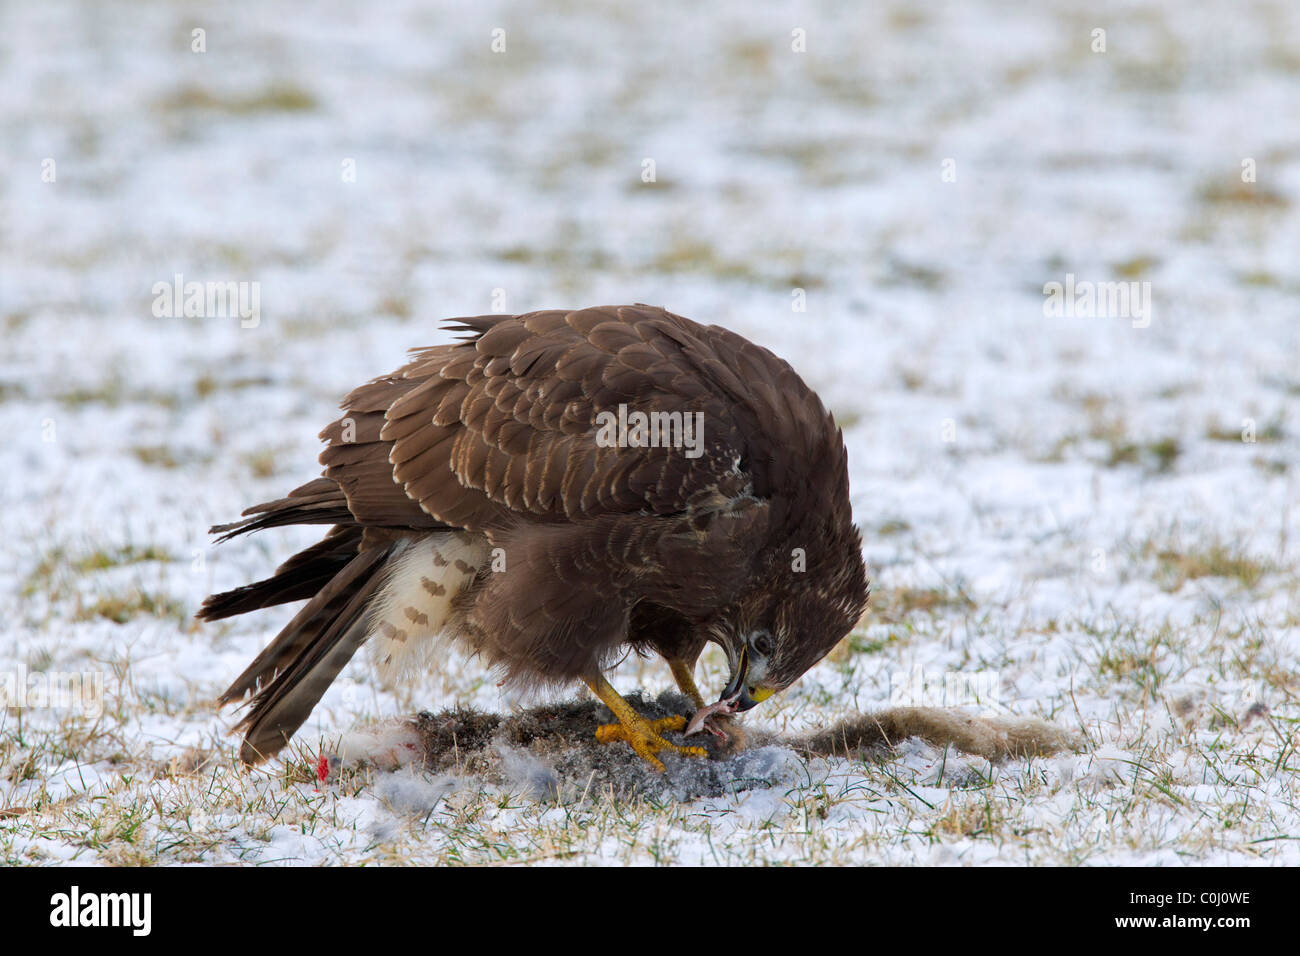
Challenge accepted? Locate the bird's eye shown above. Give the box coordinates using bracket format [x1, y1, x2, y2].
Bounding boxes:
[750, 631, 774, 657]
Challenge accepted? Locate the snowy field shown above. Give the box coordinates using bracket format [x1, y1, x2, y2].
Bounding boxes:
[2, 1, 1298, 865]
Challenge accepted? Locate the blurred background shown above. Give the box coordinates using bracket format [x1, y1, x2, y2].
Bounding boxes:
[1, 0, 1299, 844]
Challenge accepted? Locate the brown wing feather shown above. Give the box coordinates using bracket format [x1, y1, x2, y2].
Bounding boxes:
[268, 304, 840, 543]
[378, 306, 817, 532]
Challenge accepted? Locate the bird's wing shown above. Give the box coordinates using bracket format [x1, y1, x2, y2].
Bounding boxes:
[306, 303, 845, 637]
[367, 304, 832, 532]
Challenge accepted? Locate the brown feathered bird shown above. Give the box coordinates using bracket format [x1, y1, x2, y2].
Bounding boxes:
[200, 305, 868, 770]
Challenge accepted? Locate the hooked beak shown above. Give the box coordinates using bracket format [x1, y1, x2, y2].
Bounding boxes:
[684, 643, 776, 738]
[721, 645, 757, 711]
[719, 645, 775, 712]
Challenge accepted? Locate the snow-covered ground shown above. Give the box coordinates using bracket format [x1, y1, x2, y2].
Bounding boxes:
[1, 0, 1298, 864]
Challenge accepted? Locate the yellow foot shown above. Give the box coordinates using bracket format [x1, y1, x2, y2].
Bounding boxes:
[594, 714, 708, 772]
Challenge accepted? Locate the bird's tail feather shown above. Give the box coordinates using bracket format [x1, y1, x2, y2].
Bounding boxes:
[197, 526, 363, 622]
[217, 543, 395, 764]
[208, 477, 353, 542]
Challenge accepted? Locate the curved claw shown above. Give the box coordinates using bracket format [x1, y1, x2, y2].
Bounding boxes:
[594, 715, 709, 772]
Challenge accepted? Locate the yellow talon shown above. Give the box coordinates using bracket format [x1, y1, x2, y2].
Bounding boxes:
[595, 714, 685, 744]
[585, 677, 708, 771]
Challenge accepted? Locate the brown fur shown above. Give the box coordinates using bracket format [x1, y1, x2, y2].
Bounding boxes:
[356, 696, 1082, 801]
[796, 708, 1081, 762]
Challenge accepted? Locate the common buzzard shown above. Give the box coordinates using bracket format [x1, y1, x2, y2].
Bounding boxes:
[200, 305, 868, 770]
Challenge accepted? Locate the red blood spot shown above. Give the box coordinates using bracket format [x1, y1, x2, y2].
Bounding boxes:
[316, 754, 330, 782]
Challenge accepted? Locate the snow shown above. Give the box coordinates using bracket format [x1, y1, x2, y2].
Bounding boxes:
[2, 0, 1298, 865]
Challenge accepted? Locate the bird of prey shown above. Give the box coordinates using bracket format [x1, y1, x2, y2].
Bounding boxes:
[200, 305, 868, 770]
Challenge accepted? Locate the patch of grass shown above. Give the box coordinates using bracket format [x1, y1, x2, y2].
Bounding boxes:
[5, 310, 32, 332]
[70, 545, 171, 574]
[874, 518, 912, 537]
[832, 408, 861, 429]
[746, 137, 867, 188]
[880, 258, 946, 291]
[931, 796, 1004, 839]
[1086, 622, 1177, 701]
[722, 38, 775, 74]
[1238, 270, 1281, 288]
[651, 237, 752, 279]
[647, 237, 817, 288]
[376, 293, 413, 320]
[1113, 255, 1160, 279]
[23, 544, 173, 598]
[493, 244, 613, 272]
[847, 629, 900, 656]
[1206, 417, 1285, 444]
[873, 586, 975, 624]
[1206, 422, 1244, 443]
[1147, 541, 1275, 592]
[55, 378, 182, 410]
[76, 590, 186, 625]
[1144, 436, 1181, 472]
[1076, 397, 1180, 471]
[194, 373, 274, 399]
[897, 366, 928, 391]
[158, 83, 318, 115]
[1036, 433, 1079, 463]
[194, 373, 220, 399]
[242, 447, 281, 479]
[131, 445, 182, 468]
[1198, 180, 1290, 211]
[1095, 642, 1163, 694]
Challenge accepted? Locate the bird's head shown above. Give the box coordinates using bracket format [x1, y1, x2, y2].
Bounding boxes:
[691, 548, 868, 731]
